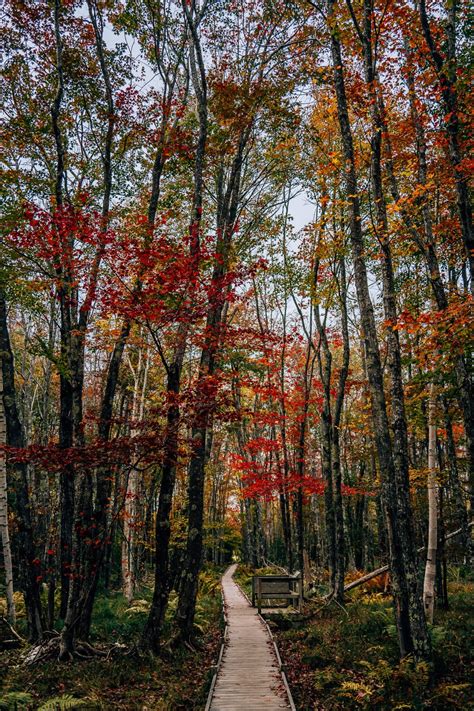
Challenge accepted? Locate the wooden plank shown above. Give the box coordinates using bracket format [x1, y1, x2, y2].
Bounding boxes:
[260, 581, 291, 594]
[209, 564, 292, 711]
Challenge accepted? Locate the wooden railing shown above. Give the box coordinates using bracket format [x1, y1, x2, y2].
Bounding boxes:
[252, 574, 303, 613]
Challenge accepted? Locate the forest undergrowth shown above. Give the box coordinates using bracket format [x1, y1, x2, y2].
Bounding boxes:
[0, 566, 223, 710]
[237, 565, 473, 710]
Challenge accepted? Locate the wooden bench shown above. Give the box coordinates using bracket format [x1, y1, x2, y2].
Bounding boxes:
[252, 574, 303, 614]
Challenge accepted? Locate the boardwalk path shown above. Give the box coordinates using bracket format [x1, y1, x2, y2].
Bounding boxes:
[209, 564, 292, 711]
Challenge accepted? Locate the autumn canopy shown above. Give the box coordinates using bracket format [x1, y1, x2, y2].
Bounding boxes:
[0, 0, 472, 695]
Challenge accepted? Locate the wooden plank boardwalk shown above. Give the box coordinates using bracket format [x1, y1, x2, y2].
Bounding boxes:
[209, 564, 292, 711]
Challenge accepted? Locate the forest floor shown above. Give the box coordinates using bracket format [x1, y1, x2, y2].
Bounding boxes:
[236, 565, 473, 710]
[0, 566, 223, 710]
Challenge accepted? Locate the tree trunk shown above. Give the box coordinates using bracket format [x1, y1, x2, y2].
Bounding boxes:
[58, 300, 74, 618]
[176, 124, 248, 639]
[327, 0, 431, 661]
[279, 488, 293, 572]
[122, 466, 137, 604]
[313, 262, 336, 592]
[418, 0, 474, 292]
[58, 0, 182, 643]
[122, 344, 149, 602]
[423, 385, 438, 622]
[312, 234, 349, 601]
[332, 255, 350, 601]
[0, 291, 44, 641]
[442, 400, 472, 561]
[0, 366, 15, 625]
[141, 344, 185, 651]
[399, 40, 474, 501]
[147, 1, 211, 645]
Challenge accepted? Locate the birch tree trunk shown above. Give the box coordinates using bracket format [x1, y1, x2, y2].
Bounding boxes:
[122, 469, 136, 604]
[0, 367, 15, 625]
[423, 384, 438, 623]
[122, 345, 149, 603]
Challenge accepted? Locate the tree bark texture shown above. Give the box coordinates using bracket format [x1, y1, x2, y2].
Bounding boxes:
[327, 0, 431, 661]
[423, 385, 438, 622]
[0, 291, 44, 641]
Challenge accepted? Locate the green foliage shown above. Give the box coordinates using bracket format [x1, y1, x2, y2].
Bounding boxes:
[89, 593, 147, 643]
[301, 647, 332, 669]
[0, 692, 33, 710]
[203, 521, 241, 556]
[38, 696, 87, 710]
[272, 581, 473, 710]
[429, 625, 448, 647]
[123, 599, 151, 616]
[448, 564, 474, 583]
[199, 569, 222, 597]
[1, 570, 223, 710]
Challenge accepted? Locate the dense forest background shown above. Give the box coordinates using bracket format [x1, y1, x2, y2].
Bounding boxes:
[0, 0, 472, 707]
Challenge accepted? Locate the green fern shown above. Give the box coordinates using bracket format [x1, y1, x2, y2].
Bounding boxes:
[167, 593, 178, 612]
[124, 599, 150, 615]
[429, 624, 448, 647]
[0, 692, 33, 710]
[198, 572, 221, 596]
[338, 679, 374, 700]
[37, 695, 87, 710]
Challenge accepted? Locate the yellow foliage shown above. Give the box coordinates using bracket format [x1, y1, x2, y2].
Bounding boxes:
[338, 680, 374, 700]
[0, 591, 25, 618]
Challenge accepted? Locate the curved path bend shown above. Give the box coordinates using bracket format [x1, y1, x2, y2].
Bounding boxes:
[209, 564, 291, 711]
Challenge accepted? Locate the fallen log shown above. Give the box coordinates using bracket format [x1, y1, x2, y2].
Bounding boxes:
[344, 521, 473, 593]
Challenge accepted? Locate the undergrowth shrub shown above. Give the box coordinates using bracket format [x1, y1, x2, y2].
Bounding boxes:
[273, 579, 473, 710]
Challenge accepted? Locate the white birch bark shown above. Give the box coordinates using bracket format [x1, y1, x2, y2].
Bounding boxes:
[122, 344, 150, 602]
[0, 366, 16, 624]
[423, 383, 438, 623]
[122, 350, 140, 603]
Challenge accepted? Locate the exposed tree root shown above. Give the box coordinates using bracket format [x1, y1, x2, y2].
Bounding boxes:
[22, 634, 128, 666]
